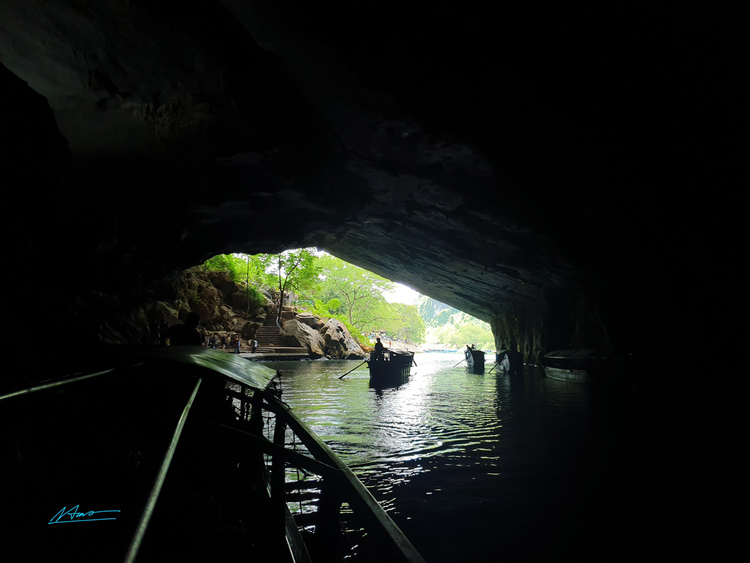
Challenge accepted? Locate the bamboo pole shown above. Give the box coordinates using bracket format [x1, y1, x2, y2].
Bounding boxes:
[339, 360, 367, 379]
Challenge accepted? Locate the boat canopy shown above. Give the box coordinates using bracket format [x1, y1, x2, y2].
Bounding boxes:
[137, 346, 277, 391]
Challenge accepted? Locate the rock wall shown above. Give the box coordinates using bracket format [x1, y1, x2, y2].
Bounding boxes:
[320, 319, 366, 360]
[174, 268, 267, 333]
[1, 1, 660, 384]
[281, 319, 326, 358]
[491, 285, 629, 365]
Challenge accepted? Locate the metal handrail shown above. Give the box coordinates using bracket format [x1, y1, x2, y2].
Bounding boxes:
[262, 392, 427, 563]
[191, 415, 341, 477]
[0, 366, 138, 403]
[124, 377, 203, 563]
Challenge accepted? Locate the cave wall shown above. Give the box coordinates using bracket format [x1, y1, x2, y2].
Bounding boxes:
[0, 0, 662, 382]
[491, 285, 629, 366]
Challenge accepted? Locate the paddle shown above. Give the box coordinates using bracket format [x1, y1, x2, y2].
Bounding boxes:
[339, 361, 367, 379]
[488, 363, 498, 374]
[452, 358, 466, 367]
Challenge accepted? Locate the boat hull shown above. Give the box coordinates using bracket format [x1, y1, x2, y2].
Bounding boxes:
[465, 348, 486, 373]
[368, 351, 414, 388]
[541, 349, 630, 384]
[541, 366, 592, 384]
[495, 351, 511, 373]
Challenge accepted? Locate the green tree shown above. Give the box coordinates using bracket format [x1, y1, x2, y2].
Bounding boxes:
[380, 302, 426, 344]
[431, 316, 493, 349]
[316, 254, 394, 332]
[264, 248, 320, 324]
[202, 254, 246, 282]
[203, 253, 270, 315]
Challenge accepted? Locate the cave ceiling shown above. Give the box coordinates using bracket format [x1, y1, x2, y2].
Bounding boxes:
[1, 0, 662, 326]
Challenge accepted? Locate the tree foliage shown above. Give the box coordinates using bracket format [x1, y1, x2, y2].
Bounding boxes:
[265, 249, 319, 295]
[202, 254, 254, 283]
[305, 298, 370, 345]
[315, 255, 394, 331]
[381, 302, 426, 344]
[417, 296, 494, 349]
[202, 253, 267, 313]
[426, 312, 494, 349]
[201, 250, 429, 345]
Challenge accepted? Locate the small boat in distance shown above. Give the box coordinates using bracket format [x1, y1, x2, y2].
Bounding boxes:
[494, 350, 511, 373]
[541, 349, 631, 384]
[465, 345, 486, 373]
[367, 349, 415, 388]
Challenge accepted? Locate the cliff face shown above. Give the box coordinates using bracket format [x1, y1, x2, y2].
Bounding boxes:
[92, 266, 364, 359]
[1, 1, 680, 374]
[174, 268, 268, 335]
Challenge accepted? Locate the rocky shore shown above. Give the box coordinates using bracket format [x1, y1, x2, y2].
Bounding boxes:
[165, 267, 367, 360]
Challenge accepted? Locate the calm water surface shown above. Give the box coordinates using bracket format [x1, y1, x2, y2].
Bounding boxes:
[266, 352, 640, 562]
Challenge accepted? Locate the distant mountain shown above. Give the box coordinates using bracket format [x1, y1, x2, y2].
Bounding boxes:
[416, 295, 461, 326]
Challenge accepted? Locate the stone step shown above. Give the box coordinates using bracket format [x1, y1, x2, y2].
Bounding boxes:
[255, 325, 286, 348]
[256, 332, 284, 341]
[256, 347, 308, 354]
[259, 341, 286, 348]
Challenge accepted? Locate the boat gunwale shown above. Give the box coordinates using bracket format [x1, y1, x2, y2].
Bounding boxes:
[2, 346, 427, 563]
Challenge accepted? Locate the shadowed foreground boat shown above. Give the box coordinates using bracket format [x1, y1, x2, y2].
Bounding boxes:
[541, 349, 631, 384]
[0, 346, 425, 563]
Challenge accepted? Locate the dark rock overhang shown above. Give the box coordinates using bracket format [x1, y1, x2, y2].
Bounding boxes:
[0, 0, 684, 354]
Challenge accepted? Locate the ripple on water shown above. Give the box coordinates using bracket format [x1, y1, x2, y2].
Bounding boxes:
[265, 354, 637, 562]
[270, 355, 516, 483]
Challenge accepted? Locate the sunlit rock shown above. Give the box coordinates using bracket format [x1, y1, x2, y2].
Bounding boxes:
[281, 318, 326, 359]
[321, 319, 366, 360]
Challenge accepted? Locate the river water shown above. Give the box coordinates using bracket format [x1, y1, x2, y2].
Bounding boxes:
[266, 352, 641, 562]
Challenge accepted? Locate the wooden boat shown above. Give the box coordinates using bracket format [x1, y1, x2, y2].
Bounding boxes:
[464, 346, 486, 373]
[541, 349, 630, 384]
[367, 349, 414, 388]
[494, 350, 511, 373]
[0, 346, 426, 563]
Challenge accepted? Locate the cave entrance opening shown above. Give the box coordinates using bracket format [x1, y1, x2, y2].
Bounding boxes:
[194, 249, 493, 353]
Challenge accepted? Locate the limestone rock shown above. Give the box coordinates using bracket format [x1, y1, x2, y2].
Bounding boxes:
[241, 321, 261, 341]
[296, 313, 319, 328]
[282, 319, 326, 358]
[321, 319, 365, 360]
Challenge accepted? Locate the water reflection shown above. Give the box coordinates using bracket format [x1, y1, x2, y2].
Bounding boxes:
[267, 352, 637, 562]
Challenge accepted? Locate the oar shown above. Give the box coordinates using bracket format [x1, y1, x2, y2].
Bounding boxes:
[452, 357, 466, 367]
[488, 363, 498, 374]
[339, 360, 367, 379]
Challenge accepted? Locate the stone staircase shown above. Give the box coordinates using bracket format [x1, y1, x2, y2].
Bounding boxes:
[255, 316, 307, 355]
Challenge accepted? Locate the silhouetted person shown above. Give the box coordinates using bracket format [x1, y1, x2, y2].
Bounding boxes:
[373, 337, 386, 360]
[168, 312, 202, 346]
[508, 339, 522, 375]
